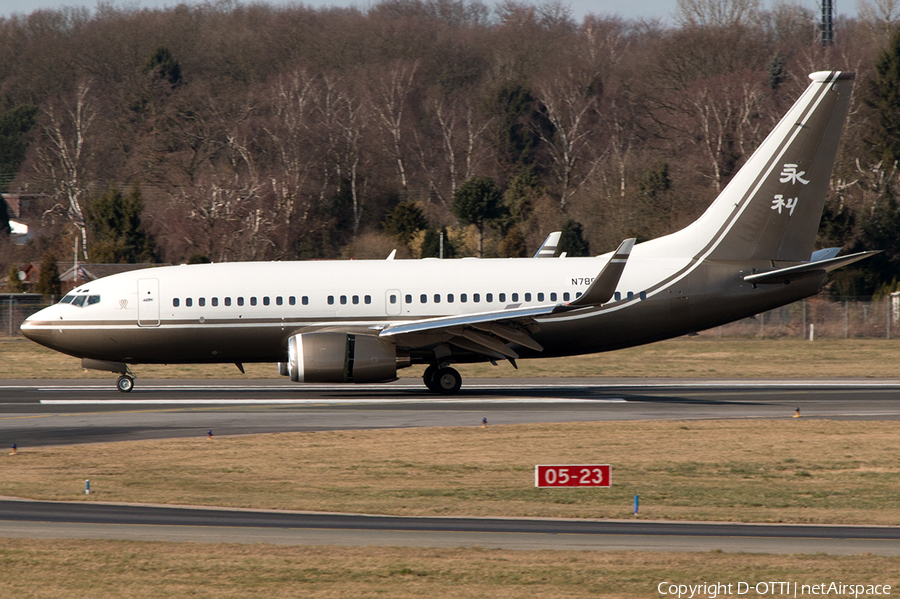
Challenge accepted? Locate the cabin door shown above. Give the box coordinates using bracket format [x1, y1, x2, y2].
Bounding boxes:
[385, 289, 401, 316]
[137, 278, 160, 327]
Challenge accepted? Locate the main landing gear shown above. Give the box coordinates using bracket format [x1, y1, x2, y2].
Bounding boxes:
[423, 364, 462, 395]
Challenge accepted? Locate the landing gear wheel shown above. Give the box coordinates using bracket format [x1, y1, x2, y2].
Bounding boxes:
[423, 365, 439, 392]
[433, 367, 462, 395]
[116, 375, 134, 393]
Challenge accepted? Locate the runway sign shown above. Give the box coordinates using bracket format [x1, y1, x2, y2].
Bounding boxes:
[535, 464, 611, 488]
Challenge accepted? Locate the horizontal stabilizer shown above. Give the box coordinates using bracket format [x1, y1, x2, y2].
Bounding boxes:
[743, 250, 880, 285]
[563, 238, 635, 308]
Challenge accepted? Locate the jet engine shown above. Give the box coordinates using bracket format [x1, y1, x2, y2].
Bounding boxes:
[283, 332, 409, 383]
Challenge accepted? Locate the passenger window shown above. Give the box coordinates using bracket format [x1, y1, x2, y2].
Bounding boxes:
[365, 295, 372, 304]
[473, 293, 480, 303]
[250, 297, 257, 306]
[72, 295, 86, 307]
[302, 296, 308, 305]
[352, 295, 359, 305]
[614, 292, 621, 301]
[173, 298, 180, 308]
[276, 296, 283, 306]
[199, 297, 206, 307]
[461, 293, 467, 303]
[537, 292, 544, 302]
[627, 291, 634, 300]
[390, 295, 397, 304]
[486, 293, 493, 303]
[575, 292, 582, 299]
[186, 298, 193, 307]
[448, 294, 454, 303]
[340, 295, 347, 305]
[263, 297, 270, 306]
[212, 297, 218, 307]
[499, 293, 506, 302]
[525, 293, 531, 302]
[420, 294, 427, 303]
[550, 292, 557, 301]
[640, 291, 647, 300]
[434, 294, 440, 303]
[225, 297, 232, 306]
[288, 296, 295, 306]
[237, 297, 244, 306]
[563, 292, 570, 301]
[327, 296, 334, 305]
[405, 294, 412, 304]
[512, 293, 519, 302]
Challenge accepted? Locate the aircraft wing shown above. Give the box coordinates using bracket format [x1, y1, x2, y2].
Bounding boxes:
[743, 250, 879, 285]
[378, 239, 635, 361]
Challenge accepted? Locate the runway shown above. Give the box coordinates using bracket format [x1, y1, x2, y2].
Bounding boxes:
[3, 377, 900, 447]
[3, 377, 900, 554]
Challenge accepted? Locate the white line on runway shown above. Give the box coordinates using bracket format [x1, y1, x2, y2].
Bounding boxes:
[39, 397, 625, 405]
[17, 380, 900, 393]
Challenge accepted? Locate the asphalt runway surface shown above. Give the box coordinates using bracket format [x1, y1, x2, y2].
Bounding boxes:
[3, 377, 900, 554]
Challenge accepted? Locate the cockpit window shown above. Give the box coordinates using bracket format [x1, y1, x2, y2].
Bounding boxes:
[60, 295, 75, 304]
[87, 295, 100, 306]
[72, 295, 87, 307]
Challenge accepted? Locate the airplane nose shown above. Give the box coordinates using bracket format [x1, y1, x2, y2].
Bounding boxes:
[20, 314, 52, 345]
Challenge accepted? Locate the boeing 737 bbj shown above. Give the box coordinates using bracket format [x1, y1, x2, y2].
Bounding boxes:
[21, 71, 877, 394]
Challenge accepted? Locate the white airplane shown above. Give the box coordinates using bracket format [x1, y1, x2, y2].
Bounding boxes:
[22, 71, 877, 394]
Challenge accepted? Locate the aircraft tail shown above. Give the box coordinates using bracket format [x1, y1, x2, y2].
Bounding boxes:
[681, 71, 854, 263]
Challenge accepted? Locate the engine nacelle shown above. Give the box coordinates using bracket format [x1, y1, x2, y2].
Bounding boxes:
[287, 332, 407, 383]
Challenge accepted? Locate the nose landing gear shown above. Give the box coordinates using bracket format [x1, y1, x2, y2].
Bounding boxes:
[116, 375, 135, 393]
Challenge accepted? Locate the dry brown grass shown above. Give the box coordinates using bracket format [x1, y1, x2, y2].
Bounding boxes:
[7, 336, 900, 380]
[3, 419, 900, 525]
[0, 539, 896, 598]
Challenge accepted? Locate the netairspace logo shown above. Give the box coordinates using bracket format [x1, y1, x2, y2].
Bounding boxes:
[657, 581, 892, 598]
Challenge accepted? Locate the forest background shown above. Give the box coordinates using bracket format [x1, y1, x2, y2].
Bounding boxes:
[3, 0, 900, 297]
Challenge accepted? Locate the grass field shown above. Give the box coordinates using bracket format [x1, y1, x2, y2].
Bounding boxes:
[1, 540, 896, 598]
[6, 335, 900, 380]
[4, 420, 900, 525]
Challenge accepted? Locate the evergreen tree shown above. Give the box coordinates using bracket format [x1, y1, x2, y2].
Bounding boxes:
[0, 104, 37, 191]
[558, 219, 590, 257]
[0, 196, 9, 236]
[452, 176, 507, 257]
[142, 46, 183, 86]
[420, 227, 455, 258]
[499, 225, 527, 257]
[87, 184, 153, 263]
[382, 202, 428, 249]
[35, 253, 61, 297]
[6, 264, 25, 293]
[869, 29, 900, 165]
[766, 52, 786, 90]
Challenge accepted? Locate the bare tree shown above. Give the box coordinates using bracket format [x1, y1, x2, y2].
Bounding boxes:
[33, 80, 97, 261]
[366, 60, 418, 193]
[675, 0, 761, 28]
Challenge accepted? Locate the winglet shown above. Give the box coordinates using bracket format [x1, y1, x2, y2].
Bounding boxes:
[564, 238, 635, 308]
[533, 231, 561, 258]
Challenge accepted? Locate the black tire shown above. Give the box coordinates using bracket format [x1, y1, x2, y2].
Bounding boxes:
[433, 367, 462, 395]
[423, 364, 438, 391]
[116, 375, 134, 393]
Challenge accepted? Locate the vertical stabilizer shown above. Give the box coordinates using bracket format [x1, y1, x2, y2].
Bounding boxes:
[687, 71, 854, 262]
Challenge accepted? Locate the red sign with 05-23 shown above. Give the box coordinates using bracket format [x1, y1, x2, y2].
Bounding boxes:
[535, 464, 611, 488]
